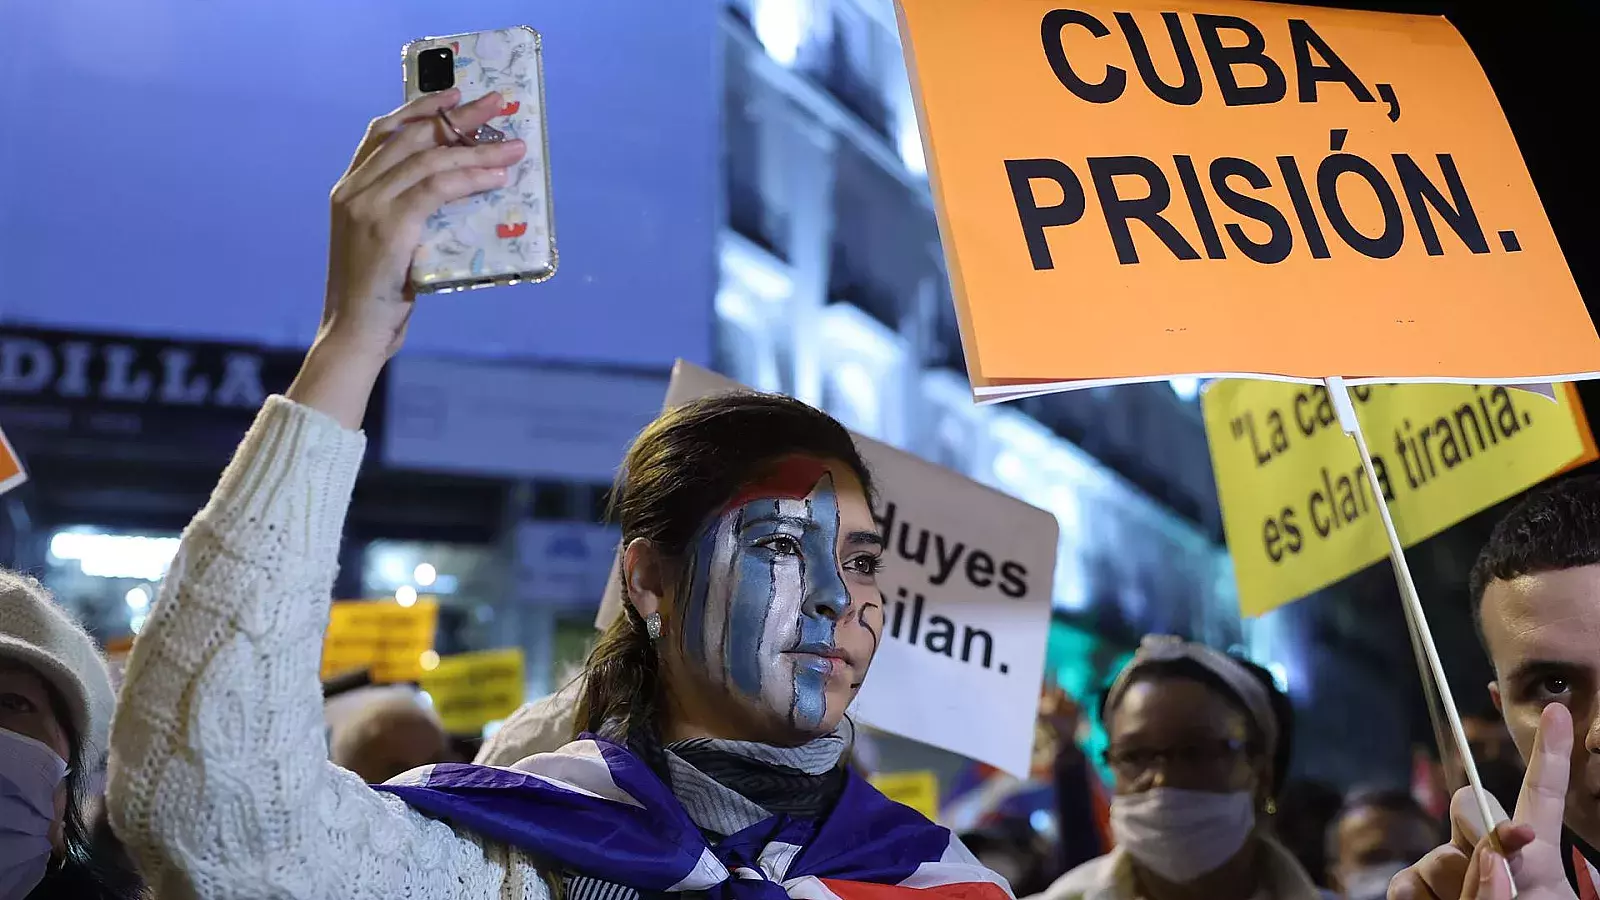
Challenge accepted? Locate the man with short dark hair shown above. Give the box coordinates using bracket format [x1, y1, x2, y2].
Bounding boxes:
[1325, 788, 1438, 899]
[1391, 474, 1600, 899]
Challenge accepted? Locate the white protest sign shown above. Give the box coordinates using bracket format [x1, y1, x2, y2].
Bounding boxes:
[596, 361, 1058, 775]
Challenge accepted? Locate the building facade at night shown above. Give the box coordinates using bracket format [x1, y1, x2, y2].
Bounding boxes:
[0, 0, 719, 711]
[717, 0, 1236, 649]
[0, 0, 1432, 788]
[713, 0, 1420, 788]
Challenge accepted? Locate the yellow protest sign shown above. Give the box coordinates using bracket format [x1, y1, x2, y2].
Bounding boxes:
[419, 648, 526, 735]
[1205, 382, 1597, 616]
[872, 771, 941, 821]
[894, 0, 1600, 397]
[321, 599, 439, 683]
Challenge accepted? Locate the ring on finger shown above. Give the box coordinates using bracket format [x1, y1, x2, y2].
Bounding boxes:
[438, 109, 507, 147]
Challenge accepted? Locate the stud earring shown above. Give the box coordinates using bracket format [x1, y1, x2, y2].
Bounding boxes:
[644, 611, 663, 642]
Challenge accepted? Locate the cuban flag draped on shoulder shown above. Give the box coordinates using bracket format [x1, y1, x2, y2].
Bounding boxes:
[375, 737, 1014, 900]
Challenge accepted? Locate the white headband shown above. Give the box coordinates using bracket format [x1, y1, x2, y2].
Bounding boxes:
[1105, 635, 1279, 759]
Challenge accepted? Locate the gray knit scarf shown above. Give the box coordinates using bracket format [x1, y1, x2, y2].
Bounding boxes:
[663, 723, 850, 837]
[562, 724, 851, 900]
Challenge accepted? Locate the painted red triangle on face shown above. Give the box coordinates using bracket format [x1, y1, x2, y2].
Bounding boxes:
[718, 456, 831, 517]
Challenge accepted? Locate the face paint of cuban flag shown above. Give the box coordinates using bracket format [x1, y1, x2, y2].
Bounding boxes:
[679, 457, 880, 734]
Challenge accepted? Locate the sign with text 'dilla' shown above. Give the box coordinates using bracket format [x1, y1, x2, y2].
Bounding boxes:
[596, 362, 1058, 776]
[1205, 380, 1597, 616]
[895, 0, 1600, 400]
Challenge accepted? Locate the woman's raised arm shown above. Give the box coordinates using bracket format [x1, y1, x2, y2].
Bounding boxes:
[105, 91, 543, 900]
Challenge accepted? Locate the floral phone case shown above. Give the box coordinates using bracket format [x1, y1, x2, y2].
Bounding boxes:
[403, 27, 556, 294]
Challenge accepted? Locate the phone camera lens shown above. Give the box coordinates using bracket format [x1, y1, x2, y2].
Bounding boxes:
[418, 47, 455, 93]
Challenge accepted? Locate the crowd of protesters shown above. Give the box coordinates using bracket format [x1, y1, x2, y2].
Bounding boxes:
[4, 90, 1600, 900]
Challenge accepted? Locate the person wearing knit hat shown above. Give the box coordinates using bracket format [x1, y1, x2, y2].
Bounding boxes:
[0, 570, 142, 900]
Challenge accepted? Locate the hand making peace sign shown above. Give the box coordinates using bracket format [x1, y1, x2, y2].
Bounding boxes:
[1392, 703, 1583, 900]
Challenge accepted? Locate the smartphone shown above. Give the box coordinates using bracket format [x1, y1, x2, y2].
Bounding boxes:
[402, 27, 556, 294]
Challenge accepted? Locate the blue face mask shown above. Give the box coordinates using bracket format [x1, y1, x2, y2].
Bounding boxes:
[0, 727, 67, 900]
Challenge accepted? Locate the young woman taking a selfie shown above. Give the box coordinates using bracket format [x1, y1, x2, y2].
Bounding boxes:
[104, 91, 1012, 900]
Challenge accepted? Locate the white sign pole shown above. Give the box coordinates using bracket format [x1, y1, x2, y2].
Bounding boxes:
[1325, 376, 1516, 895]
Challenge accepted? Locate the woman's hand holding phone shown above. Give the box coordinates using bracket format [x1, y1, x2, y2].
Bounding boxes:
[288, 90, 527, 429]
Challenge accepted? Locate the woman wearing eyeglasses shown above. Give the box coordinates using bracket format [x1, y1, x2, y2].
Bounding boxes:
[1031, 636, 1326, 900]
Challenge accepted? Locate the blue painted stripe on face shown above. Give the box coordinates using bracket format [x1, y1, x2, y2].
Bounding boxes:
[727, 502, 780, 698]
[791, 660, 828, 731]
[795, 612, 837, 649]
[795, 487, 848, 646]
[789, 481, 846, 729]
[680, 517, 722, 667]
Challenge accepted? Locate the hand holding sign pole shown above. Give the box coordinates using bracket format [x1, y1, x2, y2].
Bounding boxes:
[896, 1, 1600, 889]
[1326, 377, 1517, 894]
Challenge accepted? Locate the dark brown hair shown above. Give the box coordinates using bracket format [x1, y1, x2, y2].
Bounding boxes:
[31, 677, 146, 900]
[572, 391, 874, 751]
[1469, 473, 1600, 648]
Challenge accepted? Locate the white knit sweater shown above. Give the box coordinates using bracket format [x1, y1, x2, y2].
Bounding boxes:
[107, 396, 551, 900]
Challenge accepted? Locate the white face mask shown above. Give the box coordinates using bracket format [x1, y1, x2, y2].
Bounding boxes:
[1342, 861, 1408, 900]
[1110, 787, 1255, 883]
[0, 728, 68, 900]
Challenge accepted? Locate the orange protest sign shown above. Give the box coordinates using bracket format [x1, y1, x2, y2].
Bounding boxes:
[0, 422, 26, 496]
[895, 0, 1600, 398]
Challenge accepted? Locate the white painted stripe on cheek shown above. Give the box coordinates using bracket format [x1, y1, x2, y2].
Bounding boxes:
[762, 497, 811, 716]
[702, 513, 739, 689]
[759, 553, 803, 704]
